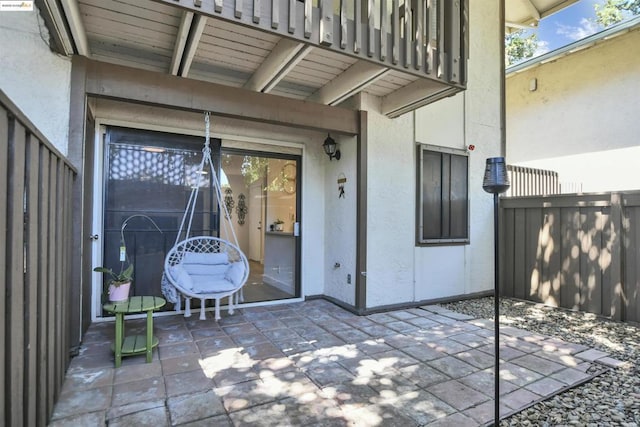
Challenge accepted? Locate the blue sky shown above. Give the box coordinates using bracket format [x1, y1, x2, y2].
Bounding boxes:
[528, 0, 601, 55]
[511, 0, 640, 63]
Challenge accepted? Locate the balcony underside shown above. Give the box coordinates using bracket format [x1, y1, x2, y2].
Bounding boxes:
[40, 0, 468, 117]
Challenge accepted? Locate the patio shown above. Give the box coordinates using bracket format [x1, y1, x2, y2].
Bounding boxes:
[49, 299, 622, 426]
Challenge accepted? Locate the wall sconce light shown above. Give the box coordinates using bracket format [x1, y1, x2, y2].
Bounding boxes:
[323, 134, 341, 161]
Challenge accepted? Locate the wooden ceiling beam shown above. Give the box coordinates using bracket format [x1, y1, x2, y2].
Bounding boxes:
[180, 14, 208, 77]
[60, 0, 90, 56]
[308, 61, 389, 105]
[245, 39, 312, 92]
[39, 0, 74, 55]
[83, 58, 359, 134]
[381, 79, 458, 118]
[170, 11, 194, 75]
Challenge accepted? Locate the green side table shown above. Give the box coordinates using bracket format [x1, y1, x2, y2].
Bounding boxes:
[103, 296, 166, 368]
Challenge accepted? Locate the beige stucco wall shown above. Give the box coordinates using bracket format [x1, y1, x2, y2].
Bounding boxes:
[506, 26, 640, 192]
[363, 0, 503, 308]
[0, 8, 72, 153]
[323, 135, 358, 306]
[1, 2, 503, 312]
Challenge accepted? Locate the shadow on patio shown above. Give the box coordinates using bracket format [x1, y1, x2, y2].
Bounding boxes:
[49, 299, 619, 426]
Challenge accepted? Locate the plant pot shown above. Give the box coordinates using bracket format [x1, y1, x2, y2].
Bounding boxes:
[108, 281, 131, 302]
[275, 223, 284, 231]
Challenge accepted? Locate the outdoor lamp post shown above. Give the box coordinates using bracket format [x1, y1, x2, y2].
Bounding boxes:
[482, 157, 510, 426]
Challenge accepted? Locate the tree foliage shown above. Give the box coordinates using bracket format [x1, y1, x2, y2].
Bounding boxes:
[505, 30, 539, 66]
[595, 0, 640, 27]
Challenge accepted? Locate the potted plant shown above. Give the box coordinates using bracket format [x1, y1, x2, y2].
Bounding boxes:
[94, 264, 134, 302]
[274, 218, 285, 231]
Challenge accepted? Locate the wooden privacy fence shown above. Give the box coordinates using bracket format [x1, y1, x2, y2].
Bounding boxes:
[500, 191, 640, 323]
[506, 165, 560, 197]
[1, 91, 77, 426]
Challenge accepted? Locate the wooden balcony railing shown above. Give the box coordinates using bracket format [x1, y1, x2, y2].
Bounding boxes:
[156, 0, 468, 86]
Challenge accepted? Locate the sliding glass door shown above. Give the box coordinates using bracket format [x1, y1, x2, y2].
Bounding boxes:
[97, 127, 301, 315]
[220, 150, 301, 303]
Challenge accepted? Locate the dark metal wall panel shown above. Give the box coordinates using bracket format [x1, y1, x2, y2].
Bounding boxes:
[421, 151, 442, 239]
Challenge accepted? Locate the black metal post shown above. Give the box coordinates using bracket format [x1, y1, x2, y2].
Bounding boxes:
[493, 192, 500, 426]
[482, 157, 510, 427]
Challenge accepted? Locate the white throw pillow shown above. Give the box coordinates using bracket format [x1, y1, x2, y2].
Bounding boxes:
[183, 251, 229, 265]
[225, 261, 245, 286]
[170, 265, 193, 291]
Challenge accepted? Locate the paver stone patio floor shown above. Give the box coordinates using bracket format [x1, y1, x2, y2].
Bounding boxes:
[49, 299, 624, 426]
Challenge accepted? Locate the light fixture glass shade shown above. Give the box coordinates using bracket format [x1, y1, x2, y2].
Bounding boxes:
[323, 134, 337, 155]
[482, 157, 510, 194]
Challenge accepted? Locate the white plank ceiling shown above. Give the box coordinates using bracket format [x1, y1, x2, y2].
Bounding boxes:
[42, 0, 576, 114]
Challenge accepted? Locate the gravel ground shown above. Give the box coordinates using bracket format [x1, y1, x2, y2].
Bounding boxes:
[441, 297, 640, 426]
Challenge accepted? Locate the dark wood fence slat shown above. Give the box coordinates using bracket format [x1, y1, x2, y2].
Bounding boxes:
[607, 194, 623, 321]
[64, 167, 73, 378]
[47, 152, 57, 417]
[0, 107, 9, 426]
[25, 133, 40, 426]
[7, 119, 26, 427]
[625, 206, 640, 322]
[55, 157, 65, 400]
[525, 208, 542, 303]
[545, 208, 562, 307]
[501, 207, 515, 296]
[37, 144, 51, 426]
[513, 208, 526, 299]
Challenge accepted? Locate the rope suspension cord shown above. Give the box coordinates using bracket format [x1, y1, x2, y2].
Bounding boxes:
[173, 112, 240, 246]
[163, 112, 249, 320]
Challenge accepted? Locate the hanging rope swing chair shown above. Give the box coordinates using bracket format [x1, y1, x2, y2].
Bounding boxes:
[163, 113, 249, 321]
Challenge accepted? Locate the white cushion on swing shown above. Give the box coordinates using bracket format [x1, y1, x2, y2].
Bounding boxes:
[225, 261, 245, 286]
[191, 276, 237, 293]
[169, 265, 194, 291]
[182, 252, 230, 277]
[183, 252, 229, 265]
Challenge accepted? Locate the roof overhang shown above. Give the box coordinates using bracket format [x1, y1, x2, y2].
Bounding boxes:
[505, 0, 579, 31]
[36, 0, 469, 118]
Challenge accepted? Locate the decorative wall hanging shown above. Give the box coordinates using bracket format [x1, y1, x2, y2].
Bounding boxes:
[224, 187, 235, 219]
[337, 173, 347, 198]
[282, 162, 296, 194]
[236, 193, 247, 225]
